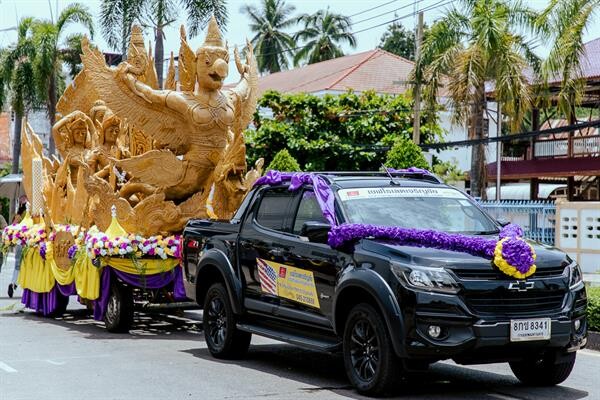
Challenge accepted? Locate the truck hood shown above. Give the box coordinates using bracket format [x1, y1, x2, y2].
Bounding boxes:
[360, 238, 570, 271]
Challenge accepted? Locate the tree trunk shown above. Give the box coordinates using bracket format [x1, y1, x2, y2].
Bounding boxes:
[155, 27, 164, 88]
[11, 113, 22, 174]
[469, 86, 487, 199]
[48, 71, 57, 155]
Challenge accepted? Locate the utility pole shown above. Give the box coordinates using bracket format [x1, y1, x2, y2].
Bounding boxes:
[412, 11, 424, 144]
[496, 102, 502, 201]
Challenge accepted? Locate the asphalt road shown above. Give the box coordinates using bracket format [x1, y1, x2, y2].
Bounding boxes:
[1, 293, 599, 400]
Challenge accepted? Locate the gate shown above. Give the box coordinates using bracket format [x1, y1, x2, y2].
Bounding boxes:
[478, 200, 556, 245]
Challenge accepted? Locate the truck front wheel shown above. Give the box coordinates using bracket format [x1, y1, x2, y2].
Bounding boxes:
[203, 283, 251, 359]
[343, 303, 402, 396]
[509, 351, 576, 386]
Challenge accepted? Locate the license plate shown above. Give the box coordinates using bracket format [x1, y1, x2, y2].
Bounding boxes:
[510, 318, 551, 342]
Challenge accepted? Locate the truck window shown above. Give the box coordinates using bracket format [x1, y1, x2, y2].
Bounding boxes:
[293, 190, 328, 234]
[255, 189, 295, 232]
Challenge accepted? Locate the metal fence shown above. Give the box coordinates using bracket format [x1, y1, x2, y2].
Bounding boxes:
[479, 200, 557, 245]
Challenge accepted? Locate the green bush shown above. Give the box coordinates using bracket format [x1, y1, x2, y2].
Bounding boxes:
[266, 149, 301, 172]
[588, 286, 600, 332]
[246, 90, 444, 171]
[385, 137, 429, 170]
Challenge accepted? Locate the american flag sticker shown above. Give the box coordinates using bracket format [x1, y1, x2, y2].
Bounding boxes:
[255, 258, 320, 309]
[257, 258, 278, 295]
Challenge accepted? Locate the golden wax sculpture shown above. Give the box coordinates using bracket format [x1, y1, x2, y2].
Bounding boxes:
[22, 17, 263, 236]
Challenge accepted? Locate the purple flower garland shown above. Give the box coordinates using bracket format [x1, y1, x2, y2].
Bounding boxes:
[254, 170, 336, 225]
[254, 170, 536, 278]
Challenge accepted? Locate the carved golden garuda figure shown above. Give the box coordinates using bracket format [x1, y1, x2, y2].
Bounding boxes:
[21, 17, 262, 236]
[83, 16, 257, 202]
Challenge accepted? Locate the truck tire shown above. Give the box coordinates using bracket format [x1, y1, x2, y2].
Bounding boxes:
[203, 283, 251, 359]
[104, 283, 134, 333]
[509, 352, 576, 386]
[343, 303, 401, 396]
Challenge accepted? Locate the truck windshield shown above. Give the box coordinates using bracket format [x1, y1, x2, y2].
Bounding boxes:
[338, 186, 499, 234]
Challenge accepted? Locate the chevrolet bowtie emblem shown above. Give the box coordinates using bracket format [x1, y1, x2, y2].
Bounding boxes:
[508, 281, 534, 292]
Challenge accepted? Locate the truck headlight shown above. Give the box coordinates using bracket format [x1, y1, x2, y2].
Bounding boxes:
[391, 262, 460, 294]
[568, 263, 583, 289]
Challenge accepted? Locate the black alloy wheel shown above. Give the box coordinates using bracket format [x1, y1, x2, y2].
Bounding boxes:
[206, 296, 227, 348]
[343, 303, 402, 396]
[202, 283, 251, 359]
[350, 319, 380, 382]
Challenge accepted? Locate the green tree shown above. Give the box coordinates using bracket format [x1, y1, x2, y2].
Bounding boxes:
[266, 149, 301, 172]
[385, 138, 429, 170]
[100, 0, 144, 57]
[538, 0, 600, 121]
[0, 18, 39, 174]
[432, 159, 464, 184]
[294, 9, 356, 65]
[33, 3, 94, 155]
[379, 20, 428, 61]
[246, 90, 443, 171]
[140, 0, 228, 87]
[241, 0, 296, 74]
[417, 0, 540, 198]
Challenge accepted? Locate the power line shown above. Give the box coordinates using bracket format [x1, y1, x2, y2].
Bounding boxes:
[254, 0, 455, 59]
[349, 0, 400, 18]
[353, 0, 454, 35]
[352, 0, 424, 25]
[420, 119, 600, 150]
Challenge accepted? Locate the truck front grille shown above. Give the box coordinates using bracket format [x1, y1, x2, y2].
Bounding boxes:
[453, 265, 566, 280]
[465, 291, 565, 316]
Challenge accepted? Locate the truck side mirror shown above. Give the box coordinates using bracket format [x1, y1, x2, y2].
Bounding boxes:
[301, 221, 331, 244]
[496, 217, 510, 227]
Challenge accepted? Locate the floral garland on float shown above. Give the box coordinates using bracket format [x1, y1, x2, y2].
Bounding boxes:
[1, 206, 182, 265]
[254, 169, 537, 279]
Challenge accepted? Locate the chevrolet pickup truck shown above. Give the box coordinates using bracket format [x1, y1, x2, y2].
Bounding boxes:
[182, 171, 587, 396]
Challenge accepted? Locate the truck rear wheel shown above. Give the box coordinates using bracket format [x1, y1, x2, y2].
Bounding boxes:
[343, 303, 401, 396]
[203, 283, 251, 359]
[104, 283, 134, 333]
[509, 352, 576, 386]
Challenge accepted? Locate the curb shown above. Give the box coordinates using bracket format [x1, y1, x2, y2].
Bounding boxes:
[587, 331, 600, 351]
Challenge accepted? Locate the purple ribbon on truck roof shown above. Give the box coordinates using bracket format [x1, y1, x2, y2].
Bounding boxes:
[254, 170, 337, 226]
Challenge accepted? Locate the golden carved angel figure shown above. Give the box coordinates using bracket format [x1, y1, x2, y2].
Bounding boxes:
[81, 16, 258, 203]
[52, 110, 95, 176]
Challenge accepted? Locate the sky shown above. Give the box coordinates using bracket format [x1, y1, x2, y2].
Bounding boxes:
[1, 0, 600, 85]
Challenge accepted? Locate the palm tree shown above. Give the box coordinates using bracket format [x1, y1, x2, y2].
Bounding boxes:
[33, 3, 94, 155]
[0, 18, 39, 174]
[417, 0, 540, 198]
[140, 0, 228, 88]
[293, 9, 356, 66]
[241, 0, 297, 74]
[100, 0, 144, 58]
[538, 0, 600, 121]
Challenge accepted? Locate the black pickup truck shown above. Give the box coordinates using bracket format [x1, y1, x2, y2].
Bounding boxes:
[182, 171, 587, 396]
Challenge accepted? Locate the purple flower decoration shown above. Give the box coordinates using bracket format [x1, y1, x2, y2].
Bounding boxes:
[500, 238, 535, 274]
[386, 167, 432, 176]
[39, 242, 47, 260]
[328, 223, 497, 259]
[67, 244, 78, 259]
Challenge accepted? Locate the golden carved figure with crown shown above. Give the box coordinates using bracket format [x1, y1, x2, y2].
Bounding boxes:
[81, 16, 258, 204]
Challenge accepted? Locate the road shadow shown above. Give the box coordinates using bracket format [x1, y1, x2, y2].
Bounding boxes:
[181, 344, 589, 400]
[0, 304, 204, 341]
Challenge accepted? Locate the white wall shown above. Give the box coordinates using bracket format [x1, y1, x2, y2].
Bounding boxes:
[429, 101, 498, 175]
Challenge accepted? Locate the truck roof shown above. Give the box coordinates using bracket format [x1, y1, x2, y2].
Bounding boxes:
[317, 171, 444, 188]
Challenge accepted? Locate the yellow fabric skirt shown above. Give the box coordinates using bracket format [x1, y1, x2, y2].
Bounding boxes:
[17, 244, 180, 300]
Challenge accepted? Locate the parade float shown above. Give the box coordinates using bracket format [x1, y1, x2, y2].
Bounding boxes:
[2, 17, 262, 332]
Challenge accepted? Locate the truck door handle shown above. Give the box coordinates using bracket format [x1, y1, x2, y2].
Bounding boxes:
[268, 249, 284, 257]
